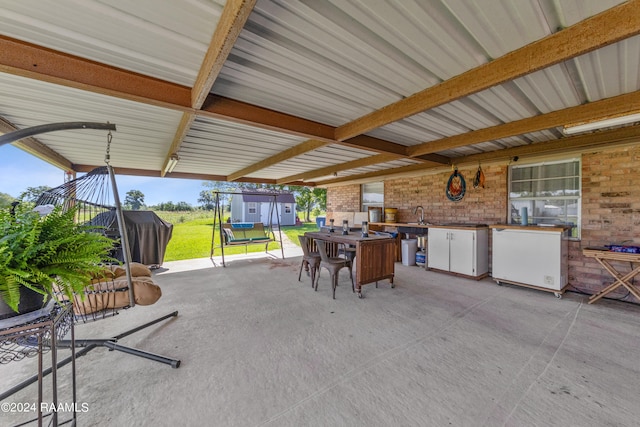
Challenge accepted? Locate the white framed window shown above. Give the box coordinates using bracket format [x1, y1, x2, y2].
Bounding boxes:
[248, 202, 257, 214]
[509, 157, 581, 238]
[361, 182, 384, 211]
[284, 204, 292, 214]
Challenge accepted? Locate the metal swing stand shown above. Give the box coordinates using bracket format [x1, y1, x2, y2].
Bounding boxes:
[1, 309, 180, 418]
[57, 310, 181, 368]
[36, 164, 182, 371]
[210, 191, 285, 267]
[3, 122, 182, 392]
[68, 162, 181, 367]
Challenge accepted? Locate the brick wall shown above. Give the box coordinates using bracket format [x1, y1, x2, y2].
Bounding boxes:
[326, 146, 640, 304]
[326, 183, 360, 213]
[570, 145, 640, 302]
[383, 164, 508, 225]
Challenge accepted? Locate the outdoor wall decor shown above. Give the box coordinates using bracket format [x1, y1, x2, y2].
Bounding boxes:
[446, 168, 466, 202]
[473, 164, 485, 189]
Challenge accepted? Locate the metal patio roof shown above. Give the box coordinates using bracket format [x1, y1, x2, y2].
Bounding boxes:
[1, 0, 639, 187]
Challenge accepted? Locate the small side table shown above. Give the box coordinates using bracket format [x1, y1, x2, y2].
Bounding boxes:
[0, 301, 77, 426]
[583, 248, 640, 304]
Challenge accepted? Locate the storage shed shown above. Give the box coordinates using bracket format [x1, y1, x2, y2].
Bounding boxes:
[230, 191, 296, 226]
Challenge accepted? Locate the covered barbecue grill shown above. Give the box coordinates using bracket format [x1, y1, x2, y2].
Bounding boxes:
[90, 210, 173, 266]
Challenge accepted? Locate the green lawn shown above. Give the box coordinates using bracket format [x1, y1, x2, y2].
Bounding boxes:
[155, 211, 321, 262]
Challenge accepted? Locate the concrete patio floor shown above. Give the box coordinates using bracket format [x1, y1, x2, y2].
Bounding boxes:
[2, 248, 640, 426]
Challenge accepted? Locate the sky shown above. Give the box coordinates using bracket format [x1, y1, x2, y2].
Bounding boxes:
[0, 145, 207, 206]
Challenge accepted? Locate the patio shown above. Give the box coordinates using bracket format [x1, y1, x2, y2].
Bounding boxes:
[2, 250, 640, 426]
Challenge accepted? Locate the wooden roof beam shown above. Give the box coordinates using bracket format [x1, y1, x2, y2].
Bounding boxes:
[335, 0, 640, 141]
[191, 0, 255, 109]
[277, 154, 410, 184]
[200, 95, 420, 156]
[317, 124, 640, 186]
[165, 0, 255, 173]
[457, 124, 640, 165]
[0, 35, 433, 165]
[0, 35, 192, 110]
[407, 90, 640, 157]
[161, 113, 195, 177]
[74, 163, 307, 185]
[228, 139, 330, 181]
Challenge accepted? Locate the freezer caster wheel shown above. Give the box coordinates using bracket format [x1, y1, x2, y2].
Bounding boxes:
[554, 292, 562, 299]
[357, 292, 363, 299]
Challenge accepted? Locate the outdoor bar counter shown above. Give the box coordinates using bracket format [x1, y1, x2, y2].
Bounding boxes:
[304, 231, 395, 298]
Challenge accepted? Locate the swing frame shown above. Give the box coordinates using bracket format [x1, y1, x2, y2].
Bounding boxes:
[209, 191, 286, 266]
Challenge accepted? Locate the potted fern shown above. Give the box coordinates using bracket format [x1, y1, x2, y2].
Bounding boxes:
[0, 204, 115, 319]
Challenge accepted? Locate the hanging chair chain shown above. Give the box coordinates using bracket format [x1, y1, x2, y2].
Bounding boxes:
[105, 129, 113, 165]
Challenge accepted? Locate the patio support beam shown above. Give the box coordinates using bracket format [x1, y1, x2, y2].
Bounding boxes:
[0, 35, 193, 111]
[317, 124, 640, 186]
[228, 139, 330, 182]
[457, 124, 640, 164]
[164, 0, 255, 173]
[407, 90, 640, 157]
[161, 113, 195, 177]
[277, 154, 409, 184]
[334, 0, 640, 141]
[192, 0, 256, 109]
[73, 164, 307, 185]
[200, 95, 336, 142]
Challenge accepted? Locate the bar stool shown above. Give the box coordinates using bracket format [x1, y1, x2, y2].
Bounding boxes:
[315, 240, 354, 299]
[340, 245, 356, 262]
[298, 235, 320, 288]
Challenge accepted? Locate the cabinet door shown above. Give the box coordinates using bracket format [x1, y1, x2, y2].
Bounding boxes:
[427, 228, 450, 271]
[449, 230, 475, 276]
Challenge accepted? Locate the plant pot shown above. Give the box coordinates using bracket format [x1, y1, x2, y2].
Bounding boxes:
[0, 287, 47, 320]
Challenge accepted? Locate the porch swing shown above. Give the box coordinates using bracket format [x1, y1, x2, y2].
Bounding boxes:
[33, 129, 181, 368]
[210, 191, 285, 267]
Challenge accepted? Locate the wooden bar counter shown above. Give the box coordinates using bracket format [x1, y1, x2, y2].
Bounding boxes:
[304, 231, 395, 298]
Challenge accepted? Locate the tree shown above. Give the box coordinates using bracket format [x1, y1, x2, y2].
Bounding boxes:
[18, 186, 52, 203]
[201, 181, 237, 211]
[287, 186, 326, 222]
[294, 187, 313, 222]
[153, 201, 193, 211]
[312, 188, 327, 211]
[197, 190, 216, 210]
[174, 201, 193, 211]
[124, 190, 145, 210]
[0, 192, 15, 209]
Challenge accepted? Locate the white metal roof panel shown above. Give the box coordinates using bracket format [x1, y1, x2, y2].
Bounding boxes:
[0, 73, 181, 170]
[555, 0, 626, 27]
[177, 116, 307, 176]
[573, 35, 640, 102]
[0, 0, 224, 86]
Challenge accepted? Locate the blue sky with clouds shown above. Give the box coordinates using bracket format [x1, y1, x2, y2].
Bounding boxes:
[0, 145, 206, 206]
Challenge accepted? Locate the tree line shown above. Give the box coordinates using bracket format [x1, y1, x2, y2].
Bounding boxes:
[1, 182, 327, 222]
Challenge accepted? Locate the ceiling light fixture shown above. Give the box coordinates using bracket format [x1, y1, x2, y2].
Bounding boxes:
[563, 112, 640, 135]
[165, 154, 179, 174]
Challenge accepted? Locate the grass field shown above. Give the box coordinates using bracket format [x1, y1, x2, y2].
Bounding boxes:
[155, 211, 319, 262]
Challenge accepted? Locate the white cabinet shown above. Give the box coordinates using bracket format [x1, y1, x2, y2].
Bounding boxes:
[491, 226, 568, 295]
[427, 227, 489, 279]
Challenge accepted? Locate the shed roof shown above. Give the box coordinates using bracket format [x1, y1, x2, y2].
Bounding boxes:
[241, 192, 295, 204]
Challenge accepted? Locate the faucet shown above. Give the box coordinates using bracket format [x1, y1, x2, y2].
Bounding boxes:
[413, 206, 425, 225]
